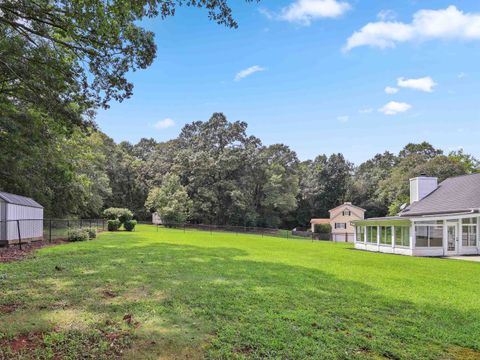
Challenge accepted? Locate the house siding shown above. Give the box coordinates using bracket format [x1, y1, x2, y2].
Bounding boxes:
[329, 204, 365, 243]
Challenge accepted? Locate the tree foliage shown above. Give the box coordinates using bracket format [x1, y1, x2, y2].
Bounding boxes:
[145, 173, 192, 224]
[0, 0, 257, 127]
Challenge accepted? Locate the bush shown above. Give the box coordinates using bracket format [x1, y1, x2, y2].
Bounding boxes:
[68, 228, 90, 242]
[85, 227, 97, 239]
[103, 208, 133, 225]
[124, 220, 137, 232]
[314, 223, 331, 234]
[107, 219, 121, 231]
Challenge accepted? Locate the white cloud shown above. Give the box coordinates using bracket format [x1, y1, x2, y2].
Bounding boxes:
[344, 6, 480, 51]
[379, 101, 412, 115]
[377, 9, 397, 22]
[458, 72, 466, 78]
[359, 108, 373, 114]
[234, 65, 266, 81]
[397, 76, 437, 92]
[384, 86, 399, 94]
[266, 0, 351, 25]
[337, 115, 349, 122]
[154, 118, 175, 129]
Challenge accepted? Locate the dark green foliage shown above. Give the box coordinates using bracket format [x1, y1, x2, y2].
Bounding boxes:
[107, 219, 121, 231]
[103, 208, 133, 224]
[67, 228, 90, 242]
[124, 220, 137, 232]
[314, 224, 331, 234]
[84, 227, 97, 239]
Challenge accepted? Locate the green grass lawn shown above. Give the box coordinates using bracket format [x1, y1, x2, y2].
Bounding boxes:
[1, 225, 480, 359]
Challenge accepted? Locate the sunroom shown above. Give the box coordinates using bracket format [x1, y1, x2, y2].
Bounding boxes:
[353, 214, 480, 257]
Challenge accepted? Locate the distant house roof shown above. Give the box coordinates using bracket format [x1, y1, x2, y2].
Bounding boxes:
[400, 173, 480, 217]
[310, 218, 330, 225]
[0, 191, 43, 209]
[328, 202, 366, 213]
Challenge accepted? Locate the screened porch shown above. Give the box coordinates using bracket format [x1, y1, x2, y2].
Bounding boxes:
[353, 214, 480, 257]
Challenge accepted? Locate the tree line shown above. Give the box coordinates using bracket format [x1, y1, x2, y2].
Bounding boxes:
[1, 1, 478, 228]
[1, 112, 478, 227]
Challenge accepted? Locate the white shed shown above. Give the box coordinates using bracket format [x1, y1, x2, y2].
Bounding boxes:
[152, 212, 162, 225]
[0, 191, 44, 246]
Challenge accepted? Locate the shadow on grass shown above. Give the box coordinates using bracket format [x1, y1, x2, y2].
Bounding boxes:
[1, 239, 479, 359]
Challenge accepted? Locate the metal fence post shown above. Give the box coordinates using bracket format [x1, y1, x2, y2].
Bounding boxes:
[17, 220, 22, 250]
[49, 219, 52, 243]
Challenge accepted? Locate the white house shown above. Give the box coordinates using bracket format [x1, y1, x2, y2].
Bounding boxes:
[0, 191, 44, 246]
[353, 174, 480, 257]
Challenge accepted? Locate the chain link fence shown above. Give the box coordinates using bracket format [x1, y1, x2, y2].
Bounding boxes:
[0, 219, 105, 249]
[151, 222, 316, 240]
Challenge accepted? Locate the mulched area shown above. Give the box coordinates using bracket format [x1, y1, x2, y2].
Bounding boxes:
[0, 239, 68, 263]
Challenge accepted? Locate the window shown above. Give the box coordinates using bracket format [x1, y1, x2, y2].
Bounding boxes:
[366, 226, 378, 244]
[356, 226, 365, 242]
[380, 226, 392, 245]
[335, 223, 346, 229]
[462, 218, 477, 247]
[394, 226, 410, 247]
[415, 221, 443, 248]
[342, 210, 351, 216]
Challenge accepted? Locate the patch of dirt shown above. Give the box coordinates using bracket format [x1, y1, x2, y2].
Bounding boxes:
[447, 346, 480, 359]
[0, 239, 68, 263]
[234, 345, 255, 355]
[103, 289, 118, 298]
[0, 332, 44, 353]
[0, 302, 20, 314]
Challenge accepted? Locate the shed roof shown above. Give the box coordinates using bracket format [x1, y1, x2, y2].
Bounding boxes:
[0, 191, 43, 208]
[400, 173, 480, 217]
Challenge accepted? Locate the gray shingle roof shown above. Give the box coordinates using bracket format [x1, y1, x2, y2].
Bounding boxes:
[400, 173, 480, 217]
[0, 191, 43, 208]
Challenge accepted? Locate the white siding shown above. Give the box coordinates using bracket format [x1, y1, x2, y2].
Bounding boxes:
[5, 204, 43, 241]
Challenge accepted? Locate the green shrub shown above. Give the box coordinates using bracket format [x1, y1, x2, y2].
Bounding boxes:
[124, 220, 137, 232]
[314, 223, 331, 234]
[67, 228, 90, 242]
[107, 219, 121, 231]
[85, 227, 97, 239]
[103, 208, 133, 225]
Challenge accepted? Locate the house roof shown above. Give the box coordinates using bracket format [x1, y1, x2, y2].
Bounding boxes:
[310, 218, 330, 225]
[400, 173, 480, 217]
[352, 216, 411, 226]
[0, 191, 43, 209]
[328, 202, 366, 213]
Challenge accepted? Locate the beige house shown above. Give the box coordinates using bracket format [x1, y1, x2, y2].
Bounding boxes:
[310, 202, 366, 242]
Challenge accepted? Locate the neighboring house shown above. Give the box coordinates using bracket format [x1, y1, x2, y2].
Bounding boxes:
[329, 203, 366, 242]
[310, 202, 366, 242]
[0, 191, 44, 246]
[353, 174, 480, 257]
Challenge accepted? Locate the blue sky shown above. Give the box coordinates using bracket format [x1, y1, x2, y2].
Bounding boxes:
[96, 0, 480, 164]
